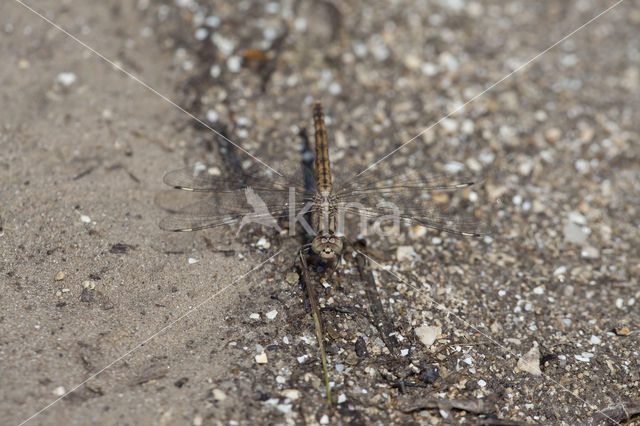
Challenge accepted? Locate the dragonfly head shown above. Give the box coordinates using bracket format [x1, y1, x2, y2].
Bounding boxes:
[311, 233, 343, 259]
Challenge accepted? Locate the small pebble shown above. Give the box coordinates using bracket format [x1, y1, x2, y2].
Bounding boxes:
[82, 280, 95, 290]
[477, 379, 487, 387]
[581, 246, 599, 259]
[276, 404, 292, 414]
[227, 56, 242, 73]
[255, 353, 268, 364]
[194, 28, 208, 41]
[80, 215, 91, 223]
[553, 266, 567, 276]
[206, 109, 219, 122]
[418, 365, 439, 384]
[281, 389, 300, 400]
[204, 15, 220, 27]
[54, 271, 65, 281]
[440, 118, 458, 134]
[568, 211, 587, 225]
[256, 237, 270, 249]
[615, 326, 630, 336]
[212, 388, 227, 401]
[575, 352, 594, 363]
[563, 222, 587, 245]
[320, 415, 330, 424]
[415, 325, 441, 347]
[285, 271, 299, 285]
[516, 342, 541, 376]
[396, 245, 416, 261]
[249, 313, 260, 320]
[544, 127, 562, 143]
[265, 310, 277, 320]
[52, 386, 66, 396]
[193, 415, 203, 426]
[56, 72, 77, 87]
[589, 335, 601, 345]
[188, 258, 198, 264]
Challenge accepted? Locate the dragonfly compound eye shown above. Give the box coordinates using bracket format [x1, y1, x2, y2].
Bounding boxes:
[311, 234, 344, 259]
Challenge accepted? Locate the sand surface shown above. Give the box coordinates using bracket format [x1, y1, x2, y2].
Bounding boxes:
[1, 1, 639, 425]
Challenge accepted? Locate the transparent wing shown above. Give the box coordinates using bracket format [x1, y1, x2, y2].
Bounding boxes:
[333, 169, 490, 236]
[163, 165, 307, 193]
[158, 165, 312, 232]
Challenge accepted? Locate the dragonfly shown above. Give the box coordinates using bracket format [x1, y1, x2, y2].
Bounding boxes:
[158, 102, 486, 260]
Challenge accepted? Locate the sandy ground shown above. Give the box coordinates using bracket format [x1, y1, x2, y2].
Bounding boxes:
[1, 0, 639, 425]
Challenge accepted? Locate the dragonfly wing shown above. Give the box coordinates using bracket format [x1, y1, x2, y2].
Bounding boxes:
[163, 166, 306, 193]
[334, 169, 490, 236]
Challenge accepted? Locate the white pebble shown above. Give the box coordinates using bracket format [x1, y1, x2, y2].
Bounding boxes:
[444, 161, 465, 173]
[255, 353, 268, 364]
[263, 27, 277, 41]
[477, 379, 487, 387]
[206, 109, 219, 122]
[553, 266, 567, 276]
[188, 258, 198, 264]
[568, 211, 587, 225]
[265, 309, 277, 320]
[421, 62, 438, 76]
[396, 245, 416, 261]
[212, 33, 234, 56]
[212, 388, 227, 401]
[516, 342, 541, 376]
[52, 386, 66, 396]
[249, 313, 260, 320]
[581, 246, 599, 259]
[440, 118, 458, 134]
[209, 64, 221, 78]
[533, 286, 545, 295]
[56, 72, 77, 86]
[226, 56, 242, 73]
[575, 352, 594, 363]
[276, 404, 292, 414]
[281, 389, 300, 400]
[589, 335, 601, 345]
[512, 194, 523, 206]
[80, 215, 91, 223]
[320, 415, 330, 424]
[294, 17, 307, 32]
[256, 237, 271, 249]
[194, 28, 208, 41]
[415, 325, 441, 347]
[204, 16, 220, 28]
